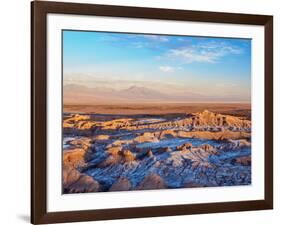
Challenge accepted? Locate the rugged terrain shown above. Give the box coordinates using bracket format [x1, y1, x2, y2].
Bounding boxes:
[63, 109, 251, 193]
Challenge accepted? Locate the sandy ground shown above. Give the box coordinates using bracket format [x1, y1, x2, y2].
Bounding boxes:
[64, 103, 251, 119]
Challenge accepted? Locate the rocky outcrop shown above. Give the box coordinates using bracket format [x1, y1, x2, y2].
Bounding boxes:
[136, 174, 166, 190]
[234, 156, 251, 166]
[201, 143, 213, 151]
[159, 130, 178, 139]
[106, 146, 122, 155]
[134, 132, 159, 143]
[121, 150, 136, 162]
[97, 154, 123, 168]
[63, 149, 87, 168]
[63, 138, 101, 193]
[109, 177, 132, 191]
[176, 142, 192, 151]
[64, 110, 251, 137]
[189, 110, 251, 128]
[177, 130, 250, 140]
[136, 149, 154, 160]
[64, 170, 101, 193]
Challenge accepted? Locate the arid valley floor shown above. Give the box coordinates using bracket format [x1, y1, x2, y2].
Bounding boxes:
[63, 103, 251, 193]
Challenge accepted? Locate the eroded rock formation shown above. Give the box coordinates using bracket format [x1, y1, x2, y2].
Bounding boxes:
[63, 110, 251, 193]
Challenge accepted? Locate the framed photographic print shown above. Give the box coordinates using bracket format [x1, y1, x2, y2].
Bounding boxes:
[31, 1, 273, 224]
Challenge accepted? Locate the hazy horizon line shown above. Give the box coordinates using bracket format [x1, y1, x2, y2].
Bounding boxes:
[63, 102, 251, 105]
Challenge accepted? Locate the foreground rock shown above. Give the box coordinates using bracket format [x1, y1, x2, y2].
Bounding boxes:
[136, 174, 166, 190]
[109, 177, 132, 191]
[63, 138, 101, 193]
[64, 167, 100, 193]
[234, 156, 251, 166]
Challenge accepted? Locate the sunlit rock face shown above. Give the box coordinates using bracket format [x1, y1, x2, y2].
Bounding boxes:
[62, 110, 251, 193]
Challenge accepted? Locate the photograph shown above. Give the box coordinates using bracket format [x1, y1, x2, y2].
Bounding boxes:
[62, 30, 252, 194]
[29, 1, 273, 223]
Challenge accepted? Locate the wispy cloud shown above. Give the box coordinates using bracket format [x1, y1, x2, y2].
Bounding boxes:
[159, 66, 175, 72]
[99, 33, 170, 49]
[166, 41, 243, 63]
[131, 35, 170, 49]
[142, 35, 169, 42]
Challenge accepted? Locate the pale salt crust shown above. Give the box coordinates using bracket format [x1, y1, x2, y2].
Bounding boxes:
[47, 13, 264, 212]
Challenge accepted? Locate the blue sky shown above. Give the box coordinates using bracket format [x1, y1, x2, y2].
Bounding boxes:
[63, 30, 251, 102]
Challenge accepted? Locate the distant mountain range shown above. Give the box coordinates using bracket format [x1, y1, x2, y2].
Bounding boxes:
[63, 84, 234, 104]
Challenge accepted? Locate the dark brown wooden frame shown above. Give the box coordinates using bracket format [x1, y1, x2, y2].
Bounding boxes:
[31, 1, 273, 224]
